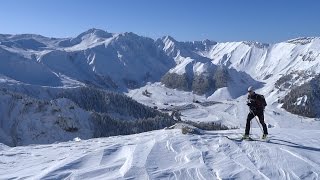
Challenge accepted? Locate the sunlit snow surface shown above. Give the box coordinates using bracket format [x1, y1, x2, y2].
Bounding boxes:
[1, 32, 320, 179]
[2, 83, 320, 180]
[2, 129, 320, 179]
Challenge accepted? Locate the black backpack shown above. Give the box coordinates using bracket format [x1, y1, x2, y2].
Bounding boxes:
[248, 93, 267, 109]
[256, 94, 267, 108]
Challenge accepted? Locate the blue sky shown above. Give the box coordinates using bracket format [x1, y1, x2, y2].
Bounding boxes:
[1, 0, 319, 43]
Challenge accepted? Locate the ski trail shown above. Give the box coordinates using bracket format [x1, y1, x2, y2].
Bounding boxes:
[280, 148, 320, 173]
[220, 138, 271, 179]
[120, 140, 155, 179]
[2, 129, 320, 179]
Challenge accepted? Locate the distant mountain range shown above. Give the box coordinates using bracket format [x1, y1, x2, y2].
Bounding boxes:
[1, 29, 319, 94]
[1, 28, 320, 145]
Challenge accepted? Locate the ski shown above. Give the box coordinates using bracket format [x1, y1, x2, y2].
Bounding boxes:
[225, 135, 269, 142]
[224, 136, 253, 141]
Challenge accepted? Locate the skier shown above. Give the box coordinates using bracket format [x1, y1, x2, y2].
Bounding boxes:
[244, 86, 268, 139]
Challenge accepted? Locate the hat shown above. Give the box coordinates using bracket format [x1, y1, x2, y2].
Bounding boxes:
[248, 86, 254, 92]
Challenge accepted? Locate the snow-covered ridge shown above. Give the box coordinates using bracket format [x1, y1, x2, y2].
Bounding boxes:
[76, 28, 113, 39]
[1, 29, 320, 113]
[1, 29, 319, 88]
[287, 37, 319, 45]
[0, 29, 175, 90]
[1, 29, 320, 106]
[156, 34, 320, 89]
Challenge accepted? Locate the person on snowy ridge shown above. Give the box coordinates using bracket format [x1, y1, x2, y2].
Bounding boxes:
[243, 86, 268, 139]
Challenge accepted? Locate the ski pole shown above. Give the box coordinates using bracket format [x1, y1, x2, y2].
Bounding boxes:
[250, 116, 253, 136]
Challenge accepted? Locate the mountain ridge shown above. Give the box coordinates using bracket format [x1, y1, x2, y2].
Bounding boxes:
[1, 28, 320, 118]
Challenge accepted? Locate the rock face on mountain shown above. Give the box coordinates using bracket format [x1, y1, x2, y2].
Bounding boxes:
[281, 74, 320, 118]
[156, 36, 263, 97]
[161, 65, 229, 95]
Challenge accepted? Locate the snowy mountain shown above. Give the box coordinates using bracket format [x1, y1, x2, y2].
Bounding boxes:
[158, 35, 320, 83]
[157, 36, 262, 98]
[0, 28, 174, 90]
[1, 29, 320, 179]
[1, 30, 320, 144]
[155, 36, 320, 113]
[1, 29, 320, 97]
[1, 30, 320, 145]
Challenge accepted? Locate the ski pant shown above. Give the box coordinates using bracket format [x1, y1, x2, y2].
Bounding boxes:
[245, 110, 268, 135]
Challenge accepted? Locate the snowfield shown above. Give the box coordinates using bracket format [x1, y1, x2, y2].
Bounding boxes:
[2, 83, 320, 179]
[1, 128, 320, 179]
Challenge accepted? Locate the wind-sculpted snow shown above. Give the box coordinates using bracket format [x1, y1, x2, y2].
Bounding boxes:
[2, 128, 320, 180]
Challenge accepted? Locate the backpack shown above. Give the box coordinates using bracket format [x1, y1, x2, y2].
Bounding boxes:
[256, 94, 267, 108]
[248, 93, 267, 109]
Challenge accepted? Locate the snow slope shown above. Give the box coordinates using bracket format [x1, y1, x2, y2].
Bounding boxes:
[4, 83, 319, 179]
[0, 47, 63, 86]
[203, 38, 320, 80]
[1, 79, 320, 179]
[127, 83, 320, 129]
[2, 127, 320, 179]
[0, 89, 93, 146]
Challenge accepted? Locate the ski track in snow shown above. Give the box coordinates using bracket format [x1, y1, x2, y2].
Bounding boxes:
[2, 128, 320, 180]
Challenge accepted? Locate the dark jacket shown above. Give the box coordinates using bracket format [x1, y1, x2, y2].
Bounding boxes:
[247, 93, 267, 112]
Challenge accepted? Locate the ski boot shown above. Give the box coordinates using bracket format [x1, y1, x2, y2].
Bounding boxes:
[262, 134, 268, 139]
[242, 134, 250, 140]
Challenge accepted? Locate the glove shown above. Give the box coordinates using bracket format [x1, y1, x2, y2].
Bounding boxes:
[250, 106, 256, 111]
